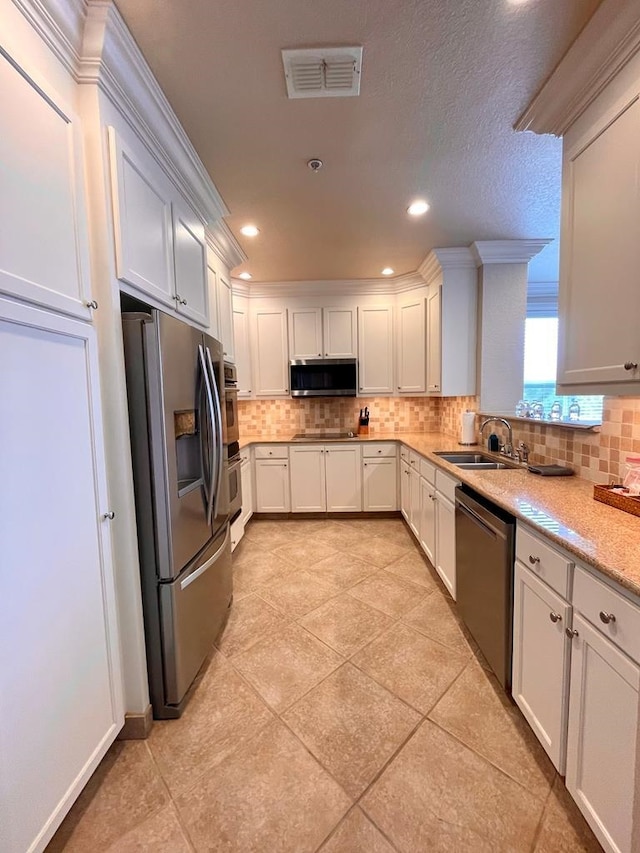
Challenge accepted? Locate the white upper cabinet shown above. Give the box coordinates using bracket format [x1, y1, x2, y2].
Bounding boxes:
[288, 306, 357, 359]
[233, 295, 252, 397]
[557, 73, 640, 393]
[206, 262, 220, 340]
[358, 305, 394, 395]
[426, 285, 442, 393]
[172, 198, 208, 327]
[253, 307, 289, 396]
[0, 50, 92, 320]
[323, 306, 357, 357]
[217, 273, 234, 361]
[397, 295, 426, 394]
[289, 307, 323, 358]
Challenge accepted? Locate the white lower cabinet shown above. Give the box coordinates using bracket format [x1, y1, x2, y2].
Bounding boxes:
[408, 462, 420, 538]
[290, 445, 362, 513]
[290, 446, 327, 512]
[362, 445, 398, 511]
[254, 448, 290, 512]
[325, 445, 362, 512]
[419, 475, 436, 565]
[400, 460, 410, 522]
[240, 449, 253, 527]
[434, 470, 459, 600]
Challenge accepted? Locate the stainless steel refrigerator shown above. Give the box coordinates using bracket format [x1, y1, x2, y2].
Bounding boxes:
[122, 306, 232, 719]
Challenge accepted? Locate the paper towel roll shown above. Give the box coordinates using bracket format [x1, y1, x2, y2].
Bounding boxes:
[460, 411, 476, 445]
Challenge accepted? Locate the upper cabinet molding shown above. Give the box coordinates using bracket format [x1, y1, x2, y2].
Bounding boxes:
[206, 220, 246, 272]
[515, 0, 640, 136]
[418, 248, 476, 286]
[11, 0, 86, 74]
[228, 271, 425, 299]
[77, 1, 228, 227]
[471, 239, 551, 267]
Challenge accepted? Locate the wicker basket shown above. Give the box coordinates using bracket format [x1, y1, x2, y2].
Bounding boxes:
[593, 484, 640, 519]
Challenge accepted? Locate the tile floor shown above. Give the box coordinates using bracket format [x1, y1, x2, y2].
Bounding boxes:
[47, 517, 603, 852]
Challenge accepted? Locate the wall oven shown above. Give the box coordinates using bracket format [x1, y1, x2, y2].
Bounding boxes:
[223, 361, 242, 521]
[227, 452, 242, 522]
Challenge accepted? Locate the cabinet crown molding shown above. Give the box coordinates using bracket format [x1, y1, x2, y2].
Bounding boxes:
[229, 271, 425, 299]
[471, 239, 551, 267]
[206, 220, 247, 270]
[77, 1, 228, 227]
[418, 248, 476, 285]
[515, 0, 640, 136]
[11, 0, 86, 75]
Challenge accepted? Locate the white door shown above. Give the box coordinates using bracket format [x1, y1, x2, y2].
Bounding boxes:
[254, 459, 290, 512]
[565, 614, 639, 853]
[323, 307, 357, 358]
[325, 445, 362, 512]
[240, 453, 253, 526]
[397, 298, 426, 393]
[108, 128, 174, 311]
[254, 308, 289, 396]
[233, 297, 252, 397]
[512, 562, 571, 773]
[409, 465, 421, 538]
[419, 476, 436, 565]
[426, 285, 442, 393]
[0, 298, 123, 853]
[400, 461, 410, 522]
[172, 199, 209, 327]
[289, 307, 323, 358]
[217, 274, 234, 361]
[358, 305, 394, 395]
[0, 51, 93, 320]
[290, 446, 326, 512]
[435, 491, 456, 599]
[363, 458, 398, 512]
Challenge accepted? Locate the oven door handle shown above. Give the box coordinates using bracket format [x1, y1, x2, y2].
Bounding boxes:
[206, 346, 225, 525]
[198, 345, 216, 523]
[456, 501, 505, 541]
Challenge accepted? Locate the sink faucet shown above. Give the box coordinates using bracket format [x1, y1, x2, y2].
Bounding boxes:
[480, 417, 513, 457]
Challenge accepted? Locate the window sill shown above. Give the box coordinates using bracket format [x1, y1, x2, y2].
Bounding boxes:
[480, 412, 601, 432]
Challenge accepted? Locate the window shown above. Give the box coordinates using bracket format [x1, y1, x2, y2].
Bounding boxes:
[523, 284, 603, 423]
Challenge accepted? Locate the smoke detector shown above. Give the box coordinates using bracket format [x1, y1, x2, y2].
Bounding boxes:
[307, 158, 323, 172]
[281, 47, 363, 99]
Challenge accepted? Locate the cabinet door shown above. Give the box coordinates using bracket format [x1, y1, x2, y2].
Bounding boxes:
[254, 308, 289, 396]
[1, 52, 93, 319]
[323, 307, 357, 358]
[409, 466, 421, 538]
[566, 613, 639, 853]
[558, 95, 640, 390]
[290, 446, 326, 512]
[289, 307, 323, 358]
[233, 298, 252, 397]
[325, 445, 362, 512]
[254, 459, 290, 512]
[419, 476, 436, 565]
[512, 561, 571, 773]
[172, 200, 208, 327]
[400, 461, 410, 522]
[217, 274, 234, 362]
[435, 491, 456, 599]
[240, 455, 253, 527]
[0, 298, 123, 853]
[358, 305, 394, 394]
[426, 285, 442, 393]
[363, 458, 398, 512]
[108, 128, 174, 310]
[397, 298, 426, 393]
[206, 263, 220, 340]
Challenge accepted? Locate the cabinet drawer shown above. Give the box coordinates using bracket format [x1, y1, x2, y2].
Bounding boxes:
[254, 444, 289, 459]
[435, 468, 459, 502]
[409, 451, 420, 470]
[363, 443, 397, 458]
[400, 445, 409, 462]
[419, 458, 435, 484]
[516, 525, 573, 599]
[573, 566, 640, 663]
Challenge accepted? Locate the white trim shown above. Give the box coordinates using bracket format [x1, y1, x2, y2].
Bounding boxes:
[10, 0, 86, 74]
[206, 220, 246, 270]
[471, 239, 551, 266]
[515, 0, 640, 136]
[418, 247, 476, 285]
[229, 271, 425, 299]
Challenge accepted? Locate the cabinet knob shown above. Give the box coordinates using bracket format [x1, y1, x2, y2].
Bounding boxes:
[102, 511, 115, 520]
[318, 353, 321, 356]
[284, 463, 287, 468]
[325, 353, 328, 356]
[624, 362, 638, 371]
[528, 555, 540, 565]
[549, 611, 562, 623]
[565, 627, 579, 639]
[181, 298, 188, 306]
[599, 611, 616, 624]
[364, 462, 367, 466]
[431, 494, 437, 501]
[85, 299, 98, 310]
[398, 386, 401, 390]
[378, 449, 382, 453]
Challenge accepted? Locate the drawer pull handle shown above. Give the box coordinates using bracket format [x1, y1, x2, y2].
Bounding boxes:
[624, 362, 638, 371]
[549, 611, 562, 624]
[528, 555, 540, 565]
[599, 611, 616, 624]
[85, 299, 98, 310]
[565, 628, 579, 639]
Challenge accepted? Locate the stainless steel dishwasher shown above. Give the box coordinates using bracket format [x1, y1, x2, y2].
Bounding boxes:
[455, 486, 515, 691]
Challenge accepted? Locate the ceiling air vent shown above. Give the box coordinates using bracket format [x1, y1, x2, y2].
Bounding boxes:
[281, 47, 363, 99]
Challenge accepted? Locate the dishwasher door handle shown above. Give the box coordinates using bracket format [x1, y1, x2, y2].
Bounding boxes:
[456, 501, 506, 540]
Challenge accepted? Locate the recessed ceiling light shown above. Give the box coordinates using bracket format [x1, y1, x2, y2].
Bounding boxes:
[407, 200, 430, 216]
[240, 225, 260, 237]
[381, 267, 394, 276]
[238, 272, 252, 280]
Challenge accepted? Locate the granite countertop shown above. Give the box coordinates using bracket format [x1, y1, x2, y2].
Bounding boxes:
[240, 431, 640, 599]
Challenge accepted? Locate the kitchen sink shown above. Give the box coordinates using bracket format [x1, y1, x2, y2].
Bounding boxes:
[434, 451, 516, 470]
[291, 431, 357, 441]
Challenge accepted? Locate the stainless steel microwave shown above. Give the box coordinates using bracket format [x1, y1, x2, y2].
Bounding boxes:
[289, 358, 357, 397]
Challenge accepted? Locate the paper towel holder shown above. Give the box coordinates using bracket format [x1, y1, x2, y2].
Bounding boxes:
[459, 409, 478, 446]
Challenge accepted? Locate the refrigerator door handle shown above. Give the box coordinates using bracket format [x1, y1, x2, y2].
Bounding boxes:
[198, 345, 216, 524]
[180, 525, 230, 590]
[205, 347, 225, 523]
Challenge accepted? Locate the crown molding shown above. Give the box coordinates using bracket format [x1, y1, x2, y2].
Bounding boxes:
[418, 247, 476, 285]
[231, 280, 251, 298]
[471, 239, 551, 267]
[515, 0, 640, 136]
[11, 0, 86, 74]
[230, 271, 427, 299]
[77, 1, 228, 226]
[206, 220, 247, 270]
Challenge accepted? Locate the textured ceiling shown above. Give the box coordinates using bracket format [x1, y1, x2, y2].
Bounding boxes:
[114, 0, 601, 282]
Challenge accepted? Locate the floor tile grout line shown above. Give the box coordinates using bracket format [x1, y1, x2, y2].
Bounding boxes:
[312, 803, 403, 853]
[141, 741, 199, 853]
[528, 779, 557, 852]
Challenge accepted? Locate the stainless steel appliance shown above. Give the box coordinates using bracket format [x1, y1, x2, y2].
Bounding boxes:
[122, 307, 232, 719]
[223, 360, 240, 449]
[455, 485, 515, 690]
[227, 451, 242, 521]
[289, 358, 357, 397]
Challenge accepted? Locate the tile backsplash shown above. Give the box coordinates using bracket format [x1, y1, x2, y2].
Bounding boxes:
[239, 394, 640, 484]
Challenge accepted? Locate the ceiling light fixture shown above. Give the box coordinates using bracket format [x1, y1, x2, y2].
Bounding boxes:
[381, 267, 394, 276]
[407, 200, 430, 216]
[240, 225, 260, 237]
[238, 272, 252, 280]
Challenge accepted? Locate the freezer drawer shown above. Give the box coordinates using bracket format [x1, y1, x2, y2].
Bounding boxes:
[160, 525, 232, 705]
